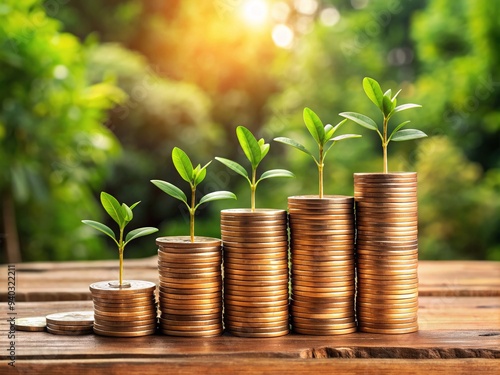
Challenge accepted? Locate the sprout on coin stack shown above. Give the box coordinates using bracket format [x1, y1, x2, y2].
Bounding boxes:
[82, 192, 160, 337]
[274, 107, 360, 198]
[339, 77, 426, 174]
[216, 126, 294, 210]
[339, 77, 426, 334]
[216, 126, 294, 337]
[151, 147, 236, 241]
[82, 191, 159, 287]
[274, 109, 360, 335]
[151, 147, 236, 337]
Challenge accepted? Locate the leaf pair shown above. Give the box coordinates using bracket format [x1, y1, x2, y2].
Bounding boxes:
[275, 107, 361, 166]
[151, 147, 236, 212]
[82, 192, 158, 249]
[216, 126, 294, 210]
[340, 77, 426, 144]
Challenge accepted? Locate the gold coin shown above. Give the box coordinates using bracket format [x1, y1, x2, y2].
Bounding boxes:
[46, 322, 93, 331]
[293, 326, 357, 335]
[291, 298, 353, 307]
[224, 275, 289, 283]
[292, 290, 353, 298]
[92, 304, 157, 314]
[160, 307, 222, 315]
[94, 326, 156, 337]
[224, 252, 287, 260]
[93, 322, 157, 332]
[224, 310, 289, 319]
[160, 312, 221, 321]
[292, 269, 355, 278]
[291, 309, 354, 320]
[158, 270, 221, 279]
[222, 235, 289, 243]
[224, 289, 289, 299]
[292, 255, 354, 263]
[158, 279, 222, 289]
[158, 265, 221, 274]
[288, 194, 354, 202]
[358, 320, 418, 329]
[357, 254, 417, 261]
[89, 280, 156, 295]
[225, 304, 289, 313]
[160, 328, 222, 337]
[356, 244, 419, 251]
[222, 241, 288, 249]
[47, 327, 93, 335]
[93, 312, 156, 322]
[226, 324, 289, 333]
[160, 317, 220, 325]
[156, 236, 221, 248]
[159, 323, 222, 332]
[15, 317, 47, 332]
[45, 311, 94, 326]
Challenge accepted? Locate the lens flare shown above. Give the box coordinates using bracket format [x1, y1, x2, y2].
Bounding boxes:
[241, 0, 269, 26]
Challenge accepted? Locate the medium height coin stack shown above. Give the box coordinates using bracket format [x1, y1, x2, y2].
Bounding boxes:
[221, 209, 290, 337]
[90, 280, 157, 337]
[354, 172, 419, 334]
[288, 195, 357, 335]
[156, 236, 223, 337]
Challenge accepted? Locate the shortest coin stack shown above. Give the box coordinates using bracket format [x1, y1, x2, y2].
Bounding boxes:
[45, 311, 94, 335]
[89, 280, 157, 337]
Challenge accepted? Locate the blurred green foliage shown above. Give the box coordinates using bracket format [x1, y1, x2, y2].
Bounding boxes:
[1, 0, 499, 262]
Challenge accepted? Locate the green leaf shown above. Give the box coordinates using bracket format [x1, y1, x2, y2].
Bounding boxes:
[303, 107, 325, 144]
[125, 227, 159, 245]
[363, 77, 384, 111]
[382, 91, 395, 117]
[391, 129, 428, 142]
[331, 134, 363, 142]
[121, 203, 133, 223]
[129, 201, 140, 211]
[236, 126, 262, 168]
[388, 120, 411, 141]
[215, 157, 250, 181]
[259, 141, 270, 161]
[393, 103, 422, 113]
[193, 161, 211, 186]
[273, 137, 315, 159]
[339, 112, 379, 131]
[259, 169, 295, 181]
[82, 220, 117, 243]
[196, 191, 237, 209]
[151, 179, 188, 204]
[100, 192, 124, 227]
[324, 124, 335, 140]
[172, 147, 194, 184]
[392, 89, 402, 103]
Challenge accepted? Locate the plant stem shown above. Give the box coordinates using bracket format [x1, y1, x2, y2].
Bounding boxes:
[190, 185, 196, 242]
[251, 168, 257, 212]
[318, 146, 324, 198]
[383, 116, 389, 173]
[118, 228, 124, 285]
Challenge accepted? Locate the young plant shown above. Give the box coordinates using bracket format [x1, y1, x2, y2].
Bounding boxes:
[215, 126, 294, 211]
[151, 147, 236, 243]
[339, 77, 427, 173]
[82, 192, 159, 287]
[274, 107, 361, 198]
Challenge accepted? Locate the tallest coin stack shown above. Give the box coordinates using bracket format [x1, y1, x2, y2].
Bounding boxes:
[354, 172, 419, 334]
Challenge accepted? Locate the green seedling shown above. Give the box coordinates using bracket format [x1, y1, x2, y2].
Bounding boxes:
[82, 192, 159, 286]
[340, 77, 427, 173]
[274, 107, 361, 198]
[216, 126, 294, 211]
[151, 147, 236, 242]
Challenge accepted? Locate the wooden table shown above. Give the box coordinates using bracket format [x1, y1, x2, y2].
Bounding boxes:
[1, 259, 499, 374]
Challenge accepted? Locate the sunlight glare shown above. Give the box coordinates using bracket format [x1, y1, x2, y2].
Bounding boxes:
[241, 0, 269, 26]
[272, 24, 294, 49]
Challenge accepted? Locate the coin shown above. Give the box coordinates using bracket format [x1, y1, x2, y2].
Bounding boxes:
[293, 326, 357, 335]
[47, 327, 93, 335]
[89, 280, 156, 295]
[15, 317, 47, 332]
[46, 311, 94, 326]
[94, 326, 156, 337]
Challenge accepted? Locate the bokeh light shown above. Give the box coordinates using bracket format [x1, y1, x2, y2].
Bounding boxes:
[240, 0, 269, 26]
[272, 24, 294, 49]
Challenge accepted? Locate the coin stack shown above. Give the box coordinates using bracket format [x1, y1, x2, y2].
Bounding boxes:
[156, 236, 223, 337]
[45, 311, 94, 335]
[221, 209, 290, 337]
[288, 195, 357, 335]
[89, 280, 157, 337]
[354, 172, 419, 334]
